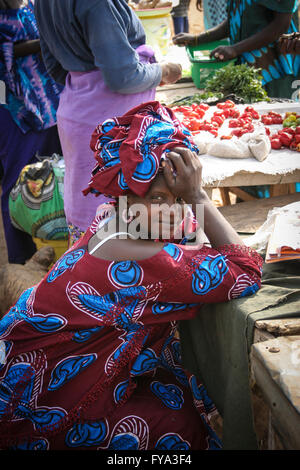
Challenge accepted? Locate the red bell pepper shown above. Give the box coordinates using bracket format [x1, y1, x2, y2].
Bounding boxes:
[270, 138, 282, 149]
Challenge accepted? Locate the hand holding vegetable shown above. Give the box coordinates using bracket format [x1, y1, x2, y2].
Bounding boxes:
[160, 63, 182, 85]
[210, 45, 238, 61]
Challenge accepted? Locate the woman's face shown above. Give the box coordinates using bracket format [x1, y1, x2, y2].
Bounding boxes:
[126, 173, 185, 241]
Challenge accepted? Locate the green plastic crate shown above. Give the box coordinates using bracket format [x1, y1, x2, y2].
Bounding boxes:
[186, 39, 236, 89]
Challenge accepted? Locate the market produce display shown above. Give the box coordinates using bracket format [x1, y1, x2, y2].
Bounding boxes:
[172, 99, 300, 161]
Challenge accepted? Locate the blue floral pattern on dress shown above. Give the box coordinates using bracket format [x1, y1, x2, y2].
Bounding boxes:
[192, 255, 228, 295]
[65, 420, 107, 447]
[155, 433, 190, 450]
[48, 354, 97, 391]
[47, 249, 85, 283]
[150, 381, 184, 410]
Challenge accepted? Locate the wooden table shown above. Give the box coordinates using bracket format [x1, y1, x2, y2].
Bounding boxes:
[218, 192, 300, 233]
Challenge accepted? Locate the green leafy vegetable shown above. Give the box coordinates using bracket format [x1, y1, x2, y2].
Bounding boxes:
[205, 64, 269, 103]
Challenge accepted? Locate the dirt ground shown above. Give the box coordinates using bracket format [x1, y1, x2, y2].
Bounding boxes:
[0, 6, 205, 268]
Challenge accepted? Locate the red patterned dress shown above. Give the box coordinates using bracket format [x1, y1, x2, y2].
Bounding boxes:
[0, 212, 262, 450]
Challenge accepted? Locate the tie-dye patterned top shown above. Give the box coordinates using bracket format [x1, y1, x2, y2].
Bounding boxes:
[0, 212, 263, 449]
[0, 1, 62, 133]
[228, 0, 300, 86]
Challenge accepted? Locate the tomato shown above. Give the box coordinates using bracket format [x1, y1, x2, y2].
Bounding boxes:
[270, 138, 282, 149]
[228, 119, 240, 128]
[295, 126, 300, 134]
[211, 116, 224, 127]
[195, 108, 206, 119]
[217, 100, 235, 109]
[261, 116, 273, 125]
[209, 129, 218, 137]
[241, 112, 253, 120]
[264, 127, 271, 136]
[271, 116, 283, 125]
[244, 124, 254, 133]
[244, 106, 259, 119]
[224, 100, 235, 108]
[289, 140, 298, 151]
[294, 134, 300, 144]
[231, 128, 243, 137]
[283, 127, 296, 136]
[199, 123, 214, 131]
[176, 106, 191, 113]
[228, 108, 240, 118]
[279, 132, 293, 147]
[199, 103, 210, 111]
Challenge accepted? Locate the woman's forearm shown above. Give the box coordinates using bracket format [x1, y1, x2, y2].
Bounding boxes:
[233, 13, 292, 55]
[197, 19, 229, 44]
[13, 39, 41, 57]
[190, 190, 244, 248]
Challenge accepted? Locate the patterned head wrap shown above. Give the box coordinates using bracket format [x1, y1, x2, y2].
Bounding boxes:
[83, 101, 198, 198]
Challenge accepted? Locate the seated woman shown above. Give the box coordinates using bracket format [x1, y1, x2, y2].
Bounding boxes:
[0, 102, 263, 451]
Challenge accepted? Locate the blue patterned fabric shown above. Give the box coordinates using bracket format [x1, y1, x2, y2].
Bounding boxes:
[228, 0, 300, 87]
[0, 1, 62, 133]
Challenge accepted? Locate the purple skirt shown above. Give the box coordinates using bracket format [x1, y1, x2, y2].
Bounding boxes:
[57, 47, 157, 232]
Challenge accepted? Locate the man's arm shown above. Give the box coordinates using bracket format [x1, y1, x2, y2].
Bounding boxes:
[39, 35, 67, 85]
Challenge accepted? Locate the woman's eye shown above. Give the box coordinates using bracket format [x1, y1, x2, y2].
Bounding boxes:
[176, 197, 184, 204]
[151, 195, 164, 202]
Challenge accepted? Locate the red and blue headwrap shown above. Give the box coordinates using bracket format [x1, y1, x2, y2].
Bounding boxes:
[83, 101, 198, 198]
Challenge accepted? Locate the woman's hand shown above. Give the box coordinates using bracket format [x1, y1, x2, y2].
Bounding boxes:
[279, 32, 300, 55]
[210, 45, 238, 61]
[172, 33, 197, 47]
[162, 147, 203, 203]
[160, 62, 182, 85]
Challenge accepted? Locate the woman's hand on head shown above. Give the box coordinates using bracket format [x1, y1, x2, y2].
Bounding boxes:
[162, 147, 203, 203]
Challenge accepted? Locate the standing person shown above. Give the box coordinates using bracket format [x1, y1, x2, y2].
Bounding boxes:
[34, 0, 182, 247]
[172, 0, 191, 34]
[173, 0, 300, 99]
[0, 101, 263, 450]
[0, 0, 62, 264]
[196, 0, 227, 31]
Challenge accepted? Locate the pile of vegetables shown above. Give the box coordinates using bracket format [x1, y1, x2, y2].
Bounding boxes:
[172, 100, 300, 152]
[282, 112, 300, 128]
[269, 112, 300, 150]
[172, 100, 261, 137]
[205, 64, 269, 103]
